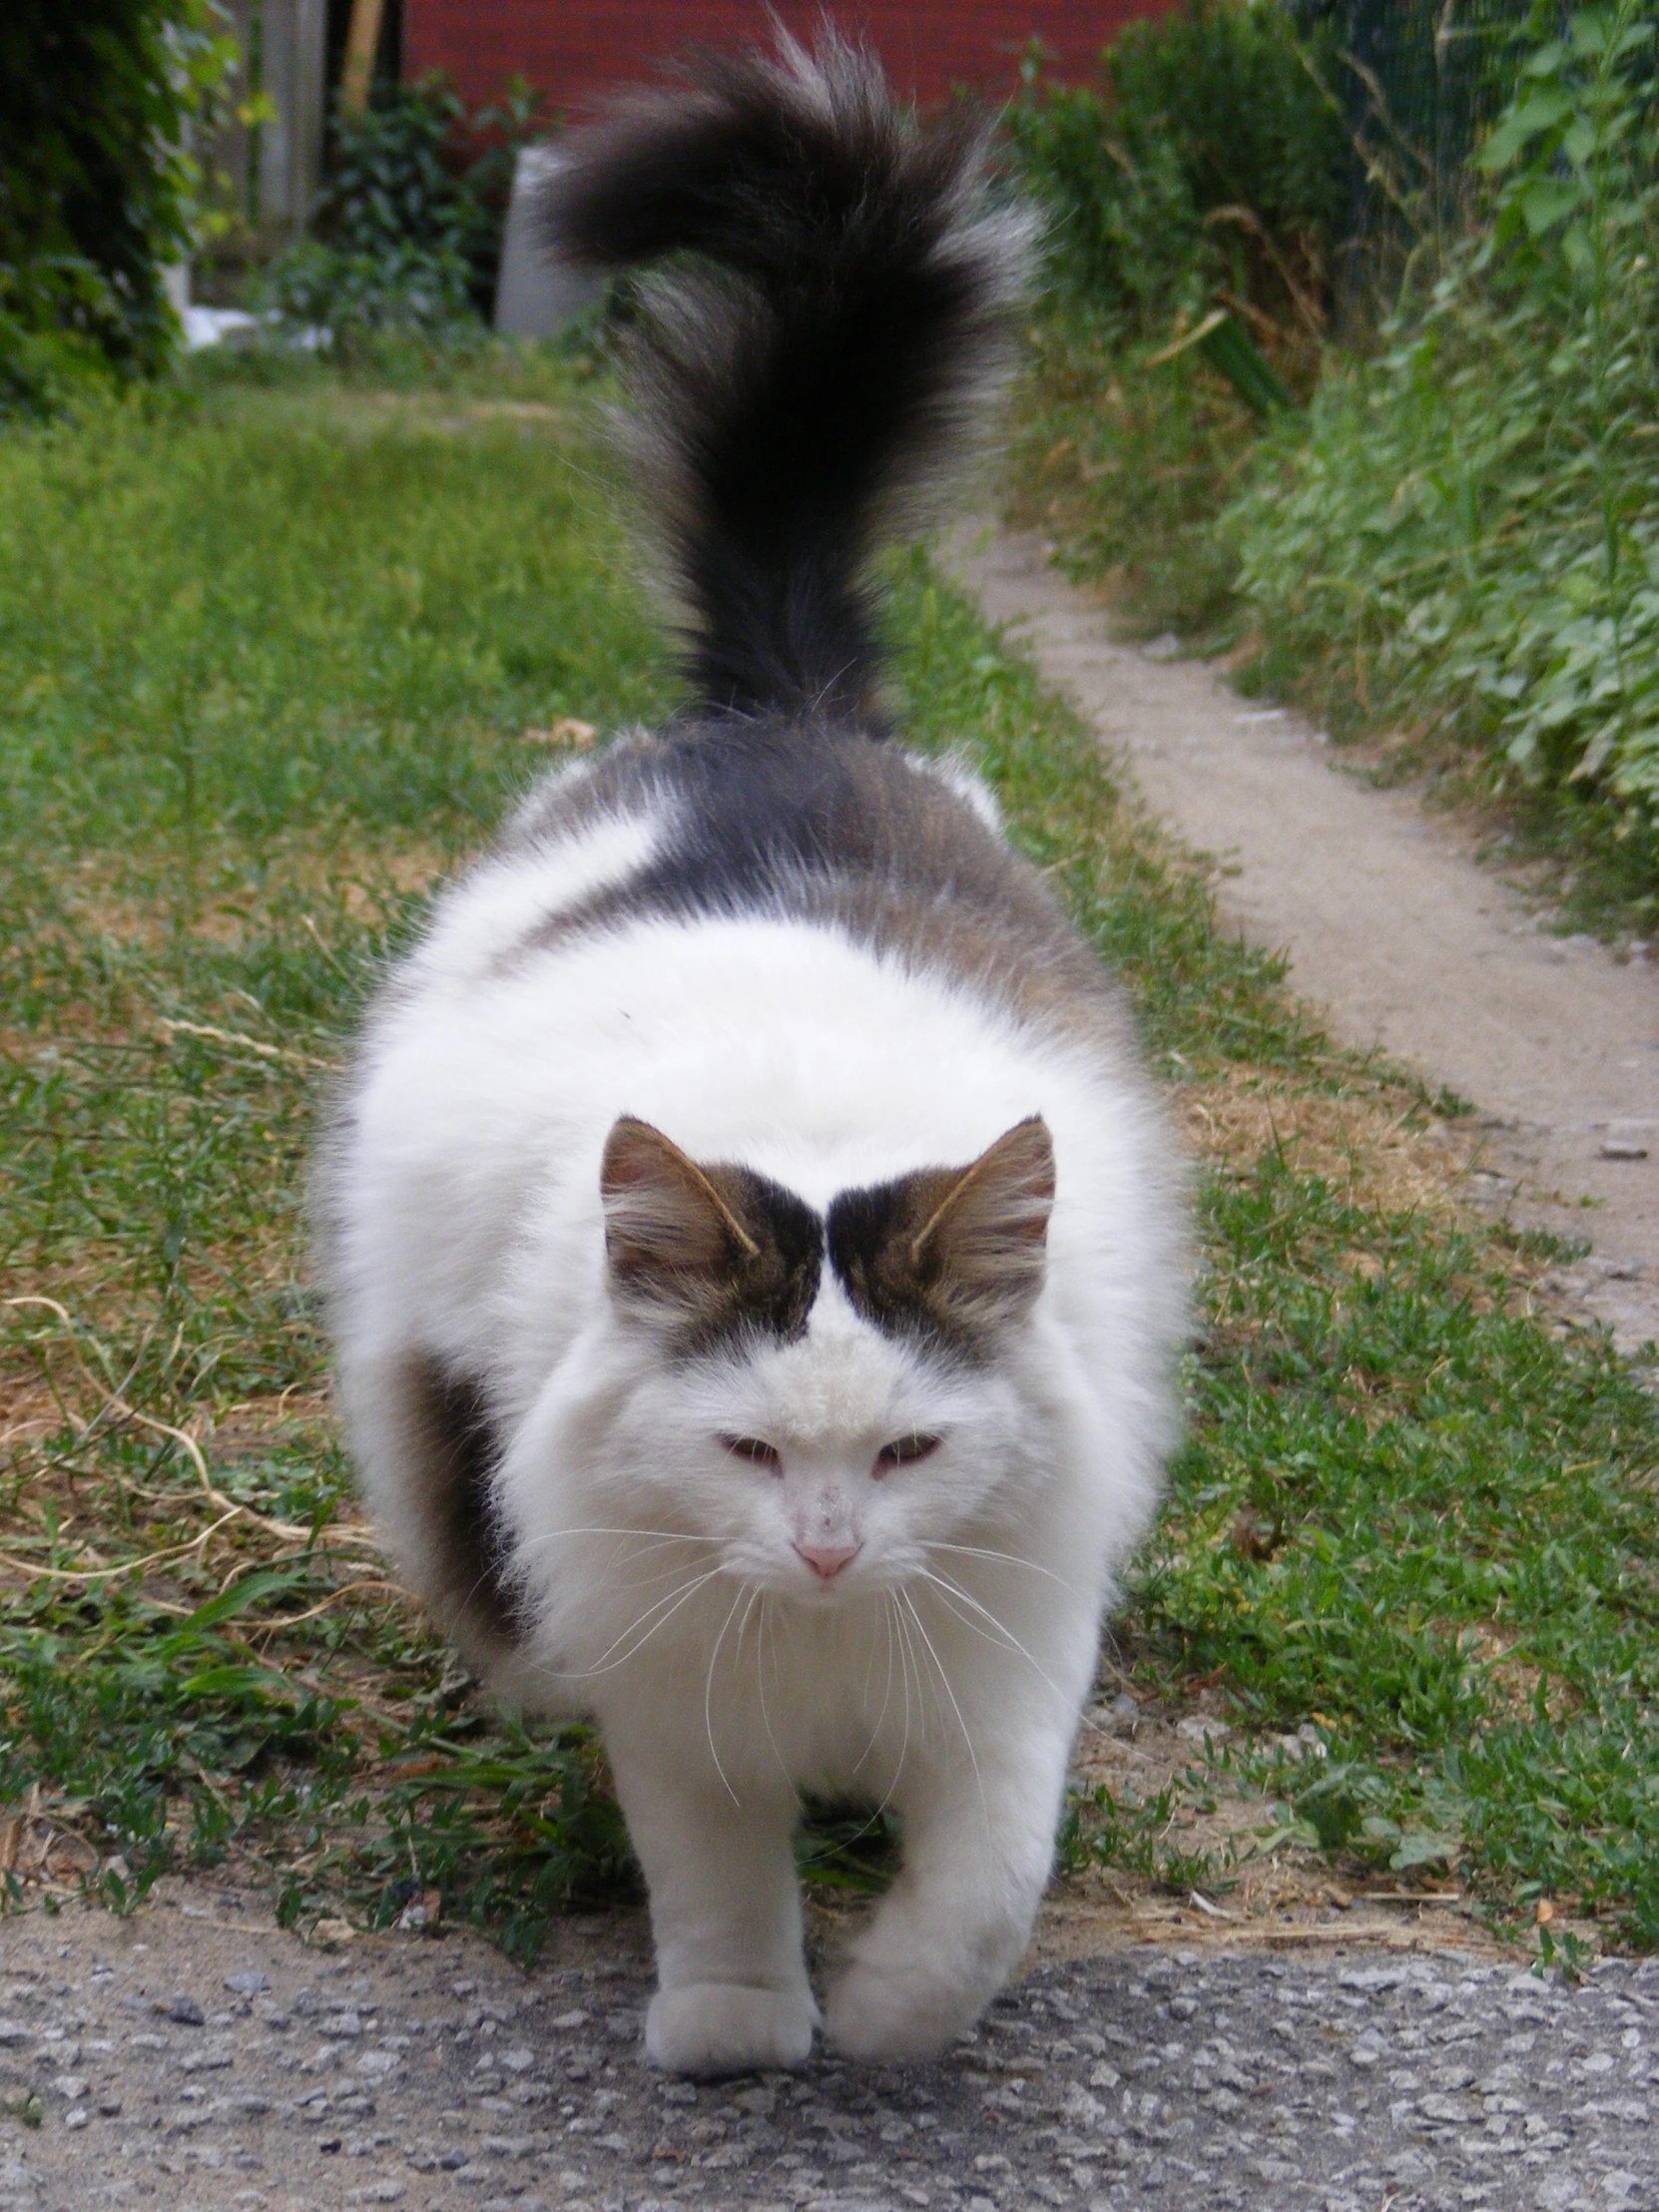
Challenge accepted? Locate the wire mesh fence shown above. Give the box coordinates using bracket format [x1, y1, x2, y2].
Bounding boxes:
[1298, 0, 1542, 291]
[1341, 0, 1536, 189]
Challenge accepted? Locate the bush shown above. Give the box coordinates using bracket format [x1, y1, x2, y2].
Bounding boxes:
[258, 75, 545, 348]
[1005, 1, 1352, 341]
[0, 0, 234, 412]
[1230, 2, 1659, 839]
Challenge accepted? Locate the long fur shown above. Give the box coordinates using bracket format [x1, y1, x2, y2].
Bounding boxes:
[319, 33, 1186, 2081]
[539, 32, 1030, 722]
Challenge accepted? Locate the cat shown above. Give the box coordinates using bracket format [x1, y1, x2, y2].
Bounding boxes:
[315, 31, 1186, 2076]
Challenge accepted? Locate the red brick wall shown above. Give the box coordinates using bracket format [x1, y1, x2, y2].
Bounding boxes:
[403, 2, 1178, 117]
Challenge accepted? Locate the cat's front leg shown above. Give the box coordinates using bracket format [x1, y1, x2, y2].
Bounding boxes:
[604, 1715, 817, 2074]
[824, 1737, 1067, 2061]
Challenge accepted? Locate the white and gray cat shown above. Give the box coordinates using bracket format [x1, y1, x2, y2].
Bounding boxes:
[316, 33, 1186, 2075]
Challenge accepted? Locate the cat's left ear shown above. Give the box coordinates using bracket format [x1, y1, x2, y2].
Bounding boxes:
[827, 1116, 1056, 1357]
[910, 1116, 1056, 1322]
[599, 1115, 823, 1349]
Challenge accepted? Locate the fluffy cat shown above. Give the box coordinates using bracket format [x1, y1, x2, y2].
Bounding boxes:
[316, 33, 1186, 2076]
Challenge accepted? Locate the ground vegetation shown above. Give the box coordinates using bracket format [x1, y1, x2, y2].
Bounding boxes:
[0, 353, 1654, 1965]
[1007, 0, 1659, 931]
[0, 0, 235, 414]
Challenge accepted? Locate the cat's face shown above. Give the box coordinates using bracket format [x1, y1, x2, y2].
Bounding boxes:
[597, 1114, 1054, 1600]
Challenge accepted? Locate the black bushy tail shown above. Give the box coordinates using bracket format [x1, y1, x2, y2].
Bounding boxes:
[540, 32, 1028, 725]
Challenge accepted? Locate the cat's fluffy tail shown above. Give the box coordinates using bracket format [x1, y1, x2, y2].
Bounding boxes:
[540, 33, 1029, 723]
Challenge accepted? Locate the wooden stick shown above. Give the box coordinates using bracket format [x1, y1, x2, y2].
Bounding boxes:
[339, 0, 387, 115]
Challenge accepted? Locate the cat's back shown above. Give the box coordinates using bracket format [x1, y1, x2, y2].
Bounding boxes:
[398, 709, 1130, 1071]
[328, 710, 1157, 1355]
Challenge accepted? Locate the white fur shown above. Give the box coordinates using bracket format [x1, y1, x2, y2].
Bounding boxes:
[919, 748, 1004, 831]
[324, 762, 1185, 2073]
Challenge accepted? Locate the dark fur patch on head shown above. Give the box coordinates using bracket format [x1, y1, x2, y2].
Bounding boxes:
[827, 1117, 1055, 1362]
[402, 1357, 523, 1657]
[601, 1115, 823, 1355]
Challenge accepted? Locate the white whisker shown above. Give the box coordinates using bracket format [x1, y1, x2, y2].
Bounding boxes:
[516, 1525, 722, 1558]
[515, 1527, 721, 1608]
[756, 1597, 797, 1789]
[748, 1591, 791, 1787]
[914, 1569, 1070, 1708]
[925, 1541, 1085, 1599]
[851, 1594, 896, 1779]
[901, 1587, 987, 1832]
[704, 1583, 749, 1805]
[863, 1593, 911, 1825]
[546, 1564, 727, 1678]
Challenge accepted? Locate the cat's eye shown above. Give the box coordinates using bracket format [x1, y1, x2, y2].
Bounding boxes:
[874, 1433, 942, 1473]
[721, 1434, 783, 1471]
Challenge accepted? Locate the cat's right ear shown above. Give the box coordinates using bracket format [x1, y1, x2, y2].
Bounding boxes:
[599, 1116, 822, 1347]
[601, 1115, 760, 1294]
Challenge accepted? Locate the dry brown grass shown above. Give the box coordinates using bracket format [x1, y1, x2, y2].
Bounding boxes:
[1179, 1065, 1480, 1221]
[1048, 1700, 1500, 1956]
[54, 835, 448, 956]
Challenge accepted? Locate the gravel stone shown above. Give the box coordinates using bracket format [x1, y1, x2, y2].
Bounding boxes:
[3, 1907, 1657, 2210]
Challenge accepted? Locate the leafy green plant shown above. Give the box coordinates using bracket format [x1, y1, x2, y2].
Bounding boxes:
[1227, 1, 1659, 882]
[1006, 308, 1257, 641]
[259, 74, 548, 347]
[1001, 1, 1349, 640]
[1005, 2, 1351, 348]
[1061, 1776, 1230, 1894]
[0, 0, 237, 409]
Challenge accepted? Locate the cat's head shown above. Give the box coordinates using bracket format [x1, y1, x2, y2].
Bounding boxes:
[594, 1111, 1055, 1599]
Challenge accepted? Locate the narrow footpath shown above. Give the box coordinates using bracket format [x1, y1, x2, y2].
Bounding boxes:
[951, 527, 1659, 1357]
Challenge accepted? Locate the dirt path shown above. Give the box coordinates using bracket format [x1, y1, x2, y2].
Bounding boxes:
[951, 527, 1659, 1357]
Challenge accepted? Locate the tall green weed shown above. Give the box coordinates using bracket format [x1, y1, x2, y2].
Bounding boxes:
[1005, 1, 1351, 345]
[1230, 2, 1659, 854]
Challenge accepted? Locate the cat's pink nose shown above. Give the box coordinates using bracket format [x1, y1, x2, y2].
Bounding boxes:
[796, 1540, 860, 1580]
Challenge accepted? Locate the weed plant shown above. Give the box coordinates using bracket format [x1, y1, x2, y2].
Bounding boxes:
[1005, 5, 1350, 350]
[1001, 0, 1344, 643]
[0, 354, 1656, 1955]
[1007, 2, 1659, 921]
[1005, 308, 1255, 643]
[1230, 3, 1659, 913]
[258, 75, 548, 350]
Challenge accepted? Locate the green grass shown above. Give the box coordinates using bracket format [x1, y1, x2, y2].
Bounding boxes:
[2, 347, 1657, 1960]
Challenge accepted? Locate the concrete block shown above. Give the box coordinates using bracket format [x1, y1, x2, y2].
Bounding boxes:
[494, 145, 604, 337]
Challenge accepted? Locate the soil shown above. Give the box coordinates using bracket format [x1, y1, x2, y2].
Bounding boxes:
[948, 526, 1659, 1358]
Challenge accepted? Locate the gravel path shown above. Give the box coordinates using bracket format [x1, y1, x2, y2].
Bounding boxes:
[947, 527, 1659, 1356]
[2, 1901, 1654, 2212]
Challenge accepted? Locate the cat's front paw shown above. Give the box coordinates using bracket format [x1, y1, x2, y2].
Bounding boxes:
[824, 1959, 977, 2062]
[646, 1982, 818, 2075]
